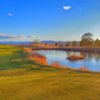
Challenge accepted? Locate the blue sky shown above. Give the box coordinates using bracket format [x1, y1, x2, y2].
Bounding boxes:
[0, 0, 100, 41]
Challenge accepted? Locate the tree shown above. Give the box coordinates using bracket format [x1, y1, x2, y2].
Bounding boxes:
[82, 32, 93, 41]
[72, 41, 77, 47]
[80, 32, 94, 46]
[33, 39, 40, 43]
[94, 39, 100, 47]
[55, 43, 58, 46]
[65, 42, 72, 47]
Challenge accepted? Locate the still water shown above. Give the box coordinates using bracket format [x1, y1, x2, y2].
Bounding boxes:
[36, 50, 100, 72]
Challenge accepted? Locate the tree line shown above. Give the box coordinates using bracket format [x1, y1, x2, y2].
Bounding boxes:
[65, 32, 100, 47]
[80, 32, 100, 47]
[33, 32, 100, 47]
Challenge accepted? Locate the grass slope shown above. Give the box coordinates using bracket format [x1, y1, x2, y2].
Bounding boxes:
[0, 45, 30, 70]
[0, 45, 100, 100]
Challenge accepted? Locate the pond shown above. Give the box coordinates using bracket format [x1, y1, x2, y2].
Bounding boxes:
[33, 50, 100, 72]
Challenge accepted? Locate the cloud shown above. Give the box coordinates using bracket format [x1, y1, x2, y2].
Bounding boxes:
[63, 6, 71, 10]
[0, 34, 33, 39]
[0, 34, 35, 41]
[0, 34, 15, 39]
[8, 12, 13, 16]
[27, 35, 34, 38]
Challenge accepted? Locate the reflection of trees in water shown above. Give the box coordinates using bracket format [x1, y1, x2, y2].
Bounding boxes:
[66, 51, 72, 56]
[91, 53, 100, 62]
[80, 52, 100, 62]
[66, 51, 100, 62]
[80, 52, 91, 61]
[66, 51, 79, 56]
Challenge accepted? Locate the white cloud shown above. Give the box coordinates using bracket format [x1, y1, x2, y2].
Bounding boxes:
[0, 34, 36, 41]
[63, 6, 71, 10]
[0, 34, 15, 39]
[8, 12, 13, 16]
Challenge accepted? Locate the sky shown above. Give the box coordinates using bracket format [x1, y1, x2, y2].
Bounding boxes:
[0, 0, 100, 41]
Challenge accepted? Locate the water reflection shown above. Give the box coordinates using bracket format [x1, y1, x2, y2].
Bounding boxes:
[36, 50, 100, 72]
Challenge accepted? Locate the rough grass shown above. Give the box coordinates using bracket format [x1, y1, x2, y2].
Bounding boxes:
[0, 45, 100, 100]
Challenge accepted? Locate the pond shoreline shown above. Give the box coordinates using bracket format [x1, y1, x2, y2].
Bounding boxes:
[24, 47, 100, 73]
[32, 47, 100, 53]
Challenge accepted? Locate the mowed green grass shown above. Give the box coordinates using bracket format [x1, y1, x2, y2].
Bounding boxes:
[0, 45, 100, 100]
[0, 45, 30, 70]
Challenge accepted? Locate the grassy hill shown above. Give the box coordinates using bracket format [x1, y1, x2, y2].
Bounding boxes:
[0, 45, 100, 100]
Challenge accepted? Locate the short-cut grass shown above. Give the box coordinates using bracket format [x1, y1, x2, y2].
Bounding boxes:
[0, 45, 100, 100]
[0, 45, 30, 70]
